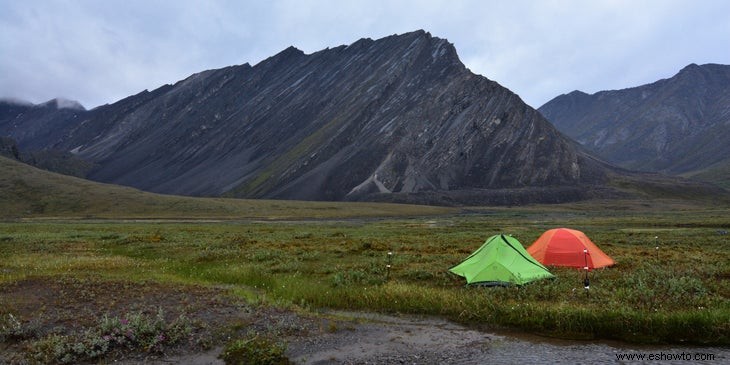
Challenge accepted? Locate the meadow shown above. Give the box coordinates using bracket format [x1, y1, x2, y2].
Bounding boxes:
[2, 199, 729, 356]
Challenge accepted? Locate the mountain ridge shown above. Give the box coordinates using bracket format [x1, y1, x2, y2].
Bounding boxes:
[539, 63, 730, 188]
[0, 30, 652, 205]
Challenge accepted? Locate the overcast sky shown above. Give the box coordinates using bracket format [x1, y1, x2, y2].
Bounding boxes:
[1, 0, 729, 110]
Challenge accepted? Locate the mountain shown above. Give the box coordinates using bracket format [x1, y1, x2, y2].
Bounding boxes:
[2, 31, 625, 205]
[0, 98, 86, 150]
[0, 98, 93, 177]
[539, 63, 730, 188]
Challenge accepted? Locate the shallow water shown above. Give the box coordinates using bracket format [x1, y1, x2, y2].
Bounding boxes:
[483, 335, 728, 364]
[295, 311, 730, 364]
[117, 311, 730, 364]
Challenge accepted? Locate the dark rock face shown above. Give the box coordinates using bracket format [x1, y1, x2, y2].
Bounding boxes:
[0, 98, 85, 151]
[1, 31, 610, 204]
[539, 64, 730, 178]
[0, 99, 92, 177]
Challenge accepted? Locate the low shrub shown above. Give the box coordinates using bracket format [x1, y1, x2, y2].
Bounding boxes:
[24, 308, 194, 364]
[0, 313, 40, 342]
[219, 332, 291, 365]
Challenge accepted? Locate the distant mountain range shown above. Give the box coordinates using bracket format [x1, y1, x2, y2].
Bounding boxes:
[1, 31, 725, 205]
[539, 63, 730, 188]
[0, 100, 93, 178]
[1, 30, 622, 205]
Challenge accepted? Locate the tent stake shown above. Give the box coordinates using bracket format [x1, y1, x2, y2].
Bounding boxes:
[583, 249, 590, 298]
[386, 251, 393, 281]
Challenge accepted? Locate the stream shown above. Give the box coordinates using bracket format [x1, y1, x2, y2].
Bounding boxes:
[288, 311, 730, 364]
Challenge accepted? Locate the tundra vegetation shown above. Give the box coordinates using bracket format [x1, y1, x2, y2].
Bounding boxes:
[1, 199, 729, 363]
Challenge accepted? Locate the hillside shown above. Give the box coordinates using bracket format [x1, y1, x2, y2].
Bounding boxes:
[539, 63, 730, 188]
[0, 156, 453, 219]
[1, 30, 612, 205]
[3, 154, 727, 221]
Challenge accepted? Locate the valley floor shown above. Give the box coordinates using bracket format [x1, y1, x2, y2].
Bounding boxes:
[1, 202, 729, 363]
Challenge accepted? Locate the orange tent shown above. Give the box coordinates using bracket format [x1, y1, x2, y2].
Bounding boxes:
[527, 228, 615, 269]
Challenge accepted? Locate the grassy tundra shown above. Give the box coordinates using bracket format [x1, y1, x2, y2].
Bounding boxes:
[2, 156, 729, 362]
[2, 200, 728, 354]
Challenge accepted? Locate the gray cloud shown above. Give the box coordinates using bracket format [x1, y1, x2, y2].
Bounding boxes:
[1, 0, 728, 109]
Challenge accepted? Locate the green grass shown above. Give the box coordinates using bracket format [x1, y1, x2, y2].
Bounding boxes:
[682, 160, 730, 189]
[2, 204, 729, 345]
[3, 154, 730, 345]
[607, 170, 730, 204]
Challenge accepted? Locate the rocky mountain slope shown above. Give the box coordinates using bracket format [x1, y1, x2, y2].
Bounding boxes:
[539, 63, 730, 187]
[0, 98, 85, 150]
[2, 31, 617, 204]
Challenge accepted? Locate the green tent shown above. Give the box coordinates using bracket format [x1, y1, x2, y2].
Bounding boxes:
[449, 234, 554, 286]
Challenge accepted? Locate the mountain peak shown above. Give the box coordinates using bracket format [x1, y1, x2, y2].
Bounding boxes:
[0, 97, 33, 107]
[0, 97, 86, 110]
[566, 90, 589, 97]
[675, 63, 704, 78]
[255, 45, 305, 68]
[675, 63, 730, 83]
[384, 30, 462, 67]
[396, 29, 450, 47]
[274, 45, 305, 59]
[40, 98, 86, 111]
